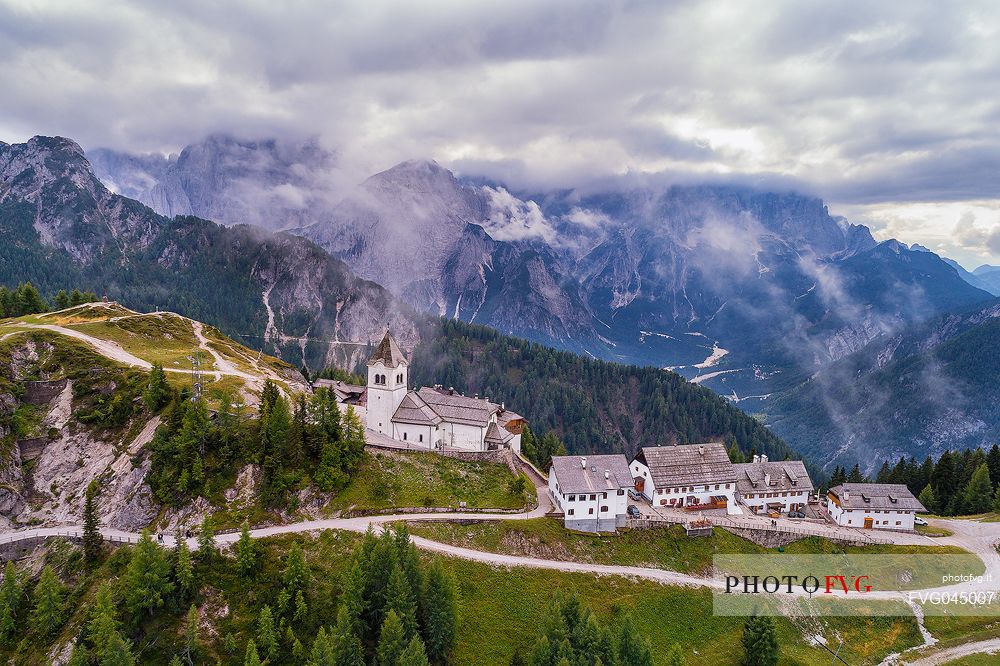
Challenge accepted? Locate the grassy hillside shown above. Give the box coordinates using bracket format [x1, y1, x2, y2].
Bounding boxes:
[0, 532, 924, 666]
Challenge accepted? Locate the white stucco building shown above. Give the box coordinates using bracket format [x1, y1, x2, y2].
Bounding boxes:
[362, 331, 524, 453]
[827, 483, 925, 531]
[549, 455, 631, 532]
[630, 443, 740, 514]
[735, 456, 813, 515]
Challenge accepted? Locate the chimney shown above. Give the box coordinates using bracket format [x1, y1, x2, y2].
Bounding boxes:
[752, 454, 760, 463]
[764, 472, 771, 487]
[581, 457, 587, 469]
[605, 470, 610, 480]
[760, 454, 768, 463]
[449, 387, 455, 395]
[698, 445, 705, 456]
[843, 489, 850, 501]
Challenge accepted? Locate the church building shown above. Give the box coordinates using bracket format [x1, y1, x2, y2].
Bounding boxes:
[364, 331, 523, 453]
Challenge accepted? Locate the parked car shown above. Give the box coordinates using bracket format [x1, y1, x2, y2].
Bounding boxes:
[627, 505, 642, 518]
[788, 510, 805, 518]
[628, 489, 643, 501]
[914, 516, 928, 526]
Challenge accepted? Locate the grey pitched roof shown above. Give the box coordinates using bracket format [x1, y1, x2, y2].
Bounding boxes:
[412, 386, 498, 427]
[550, 455, 633, 495]
[484, 421, 514, 445]
[392, 392, 442, 425]
[368, 330, 408, 367]
[735, 460, 814, 494]
[828, 484, 926, 512]
[635, 443, 736, 487]
[313, 379, 366, 403]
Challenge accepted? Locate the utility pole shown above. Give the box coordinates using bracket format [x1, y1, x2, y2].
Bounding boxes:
[189, 350, 203, 403]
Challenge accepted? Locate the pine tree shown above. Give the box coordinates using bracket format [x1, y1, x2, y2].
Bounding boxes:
[244, 640, 262, 666]
[386, 564, 418, 639]
[30, 565, 64, 637]
[421, 559, 457, 664]
[122, 532, 174, 621]
[847, 464, 864, 483]
[309, 626, 335, 666]
[197, 514, 216, 562]
[330, 606, 366, 666]
[919, 484, 937, 515]
[829, 465, 846, 487]
[183, 604, 199, 665]
[54, 290, 70, 310]
[236, 522, 257, 577]
[282, 542, 308, 617]
[174, 536, 195, 601]
[377, 610, 407, 666]
[398, 635, 431, 666]
[257, 605, 278, 662]
[0, 561, 21, 645]
[88, 583, 124, 661]
[144, 363, 171, 411]
[101, 631, 137, 666]
[933, 451, 957, 514]
[741, 615, 778, 666]
[83, 480, 103, 568]
[964, 463, 993, 515]
[617, 615, 652, 666]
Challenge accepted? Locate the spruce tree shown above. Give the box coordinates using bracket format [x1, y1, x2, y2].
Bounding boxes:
[236, 522, 257, 577]
[919, 484, 937, 515]
[122, 532, 174, 621]
[30, 565, 64, 637]
[144, 363, 171, 411]
[244, 640, 262, 666]
[282, 542, 308, 617]
[197, 514, 216, 562]
[88, 583, 124, 661]
[0, 561, 21, 645]
[377, 610, 407, 666]
[847, 464, 864, 483]
[741, 615, 778, 666]
[257, 605, 278, 662]
[330, 606, 365, 666]
[398, 635, 431, 666]
[174, 536, 195, 601]
[617, 615, 652, 666]
[101, 631, 137, 666]
[183, 604, 199, 665]
[386, 564, 418, 639]
[964, 463, 993, 514]
[83, 480, 103, 568]
[421, 560, 457, 664]
[309, 626, 335, 666]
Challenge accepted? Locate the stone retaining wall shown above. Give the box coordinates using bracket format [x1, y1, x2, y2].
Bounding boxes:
[23, 379, 67, 405]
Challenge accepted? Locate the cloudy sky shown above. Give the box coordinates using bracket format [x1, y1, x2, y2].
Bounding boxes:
[2, 0, 999, 266]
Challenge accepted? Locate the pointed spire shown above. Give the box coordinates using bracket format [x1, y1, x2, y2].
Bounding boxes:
[368, 329, 408, 367]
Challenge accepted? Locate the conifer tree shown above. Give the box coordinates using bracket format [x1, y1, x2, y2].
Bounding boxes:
[83, 480, 103, 568]
[244, 639, 261, 666]
[122, 532, 174, 621]
[398, 635, 431, 666]
[665, 643, 686, 666]
[236, 522, 257, 577]
[0, 561, 21, 645]
[101, 631, 137, 666]
[386, 564, 418, 639]
[510, 648, 526, 666]
[257, 605, 278, 662]
[330, 606, 366, 666]
[282, 542, 308, 616]
[964, 463, 993, 514]
[54, 290, 70, 310]
[309, 626, 335, 666]
[829, 465, 846, 487]
[741, 615, 778, 666]
[30, 565, 64, 637]
[421, 559, 457, 664]
[919, 484, 938, 515]
[377, 610, 407, 666]
[847, 464, 864, 483]
[183, 604, 199, 665]
[174, 536, 195, 602]
[144, 363, 171, 411]
[197, 514, 216, 562]
[88, 584, 124, 661]
[618, 615, 652, 666]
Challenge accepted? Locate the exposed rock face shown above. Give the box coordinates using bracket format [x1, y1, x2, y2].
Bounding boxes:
[1, 136, 421, 371]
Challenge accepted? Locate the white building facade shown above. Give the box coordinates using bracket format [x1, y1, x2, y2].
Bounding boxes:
[827, 483, 925, 531]
[631, 443, 739, 514]
[735, 456, 813, 515]
[549, 455, 631, 532]
[359, 331, 523, 453]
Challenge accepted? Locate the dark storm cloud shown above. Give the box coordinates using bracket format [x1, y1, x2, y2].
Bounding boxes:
[0, 0, 998, 214]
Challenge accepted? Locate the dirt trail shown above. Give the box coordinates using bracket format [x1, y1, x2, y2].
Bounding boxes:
[902, 638, 1000, 665]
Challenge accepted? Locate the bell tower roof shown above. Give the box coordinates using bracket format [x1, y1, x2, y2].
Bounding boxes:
[368, 330, 408, 367]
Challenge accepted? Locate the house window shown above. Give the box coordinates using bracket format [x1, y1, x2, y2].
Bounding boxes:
[715, 484, 720, 490]
[589, 508, 594, 515]
[602, 492, 607, 499]
[403, 433, 407, 441]
[895, 521, 901, 526]
[419, 434, 423, 443]
[726, 484, 731, 489]
[568, 509, 574, 516]
[590, 494, 596, 501]
[617, 489, 624, 496]
[600, 505, 609, 512]
[568, 495, 576, 502]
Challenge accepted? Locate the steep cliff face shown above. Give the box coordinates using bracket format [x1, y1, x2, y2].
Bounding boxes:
[767, 298, 1000, 471]
[0, 136, 419, 369]
[89, 135, 336, 231]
